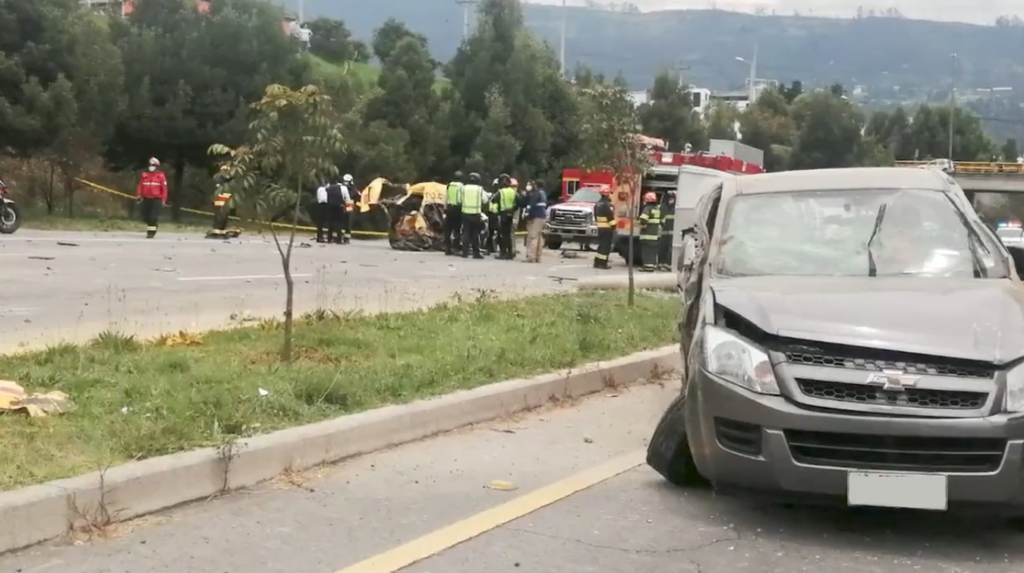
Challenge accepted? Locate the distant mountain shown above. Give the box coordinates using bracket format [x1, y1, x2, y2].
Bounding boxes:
[304, 0, 1024, 96]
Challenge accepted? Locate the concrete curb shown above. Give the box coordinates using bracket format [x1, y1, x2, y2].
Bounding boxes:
[0, 346, 680, 554]
[574, 274, 678, 291]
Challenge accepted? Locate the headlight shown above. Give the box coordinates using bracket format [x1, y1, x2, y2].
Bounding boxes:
[702, 325, 780, 395]
[1005, 364, 1024, 412]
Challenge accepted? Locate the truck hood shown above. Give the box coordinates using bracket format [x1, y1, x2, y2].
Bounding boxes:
[550, 202, 595, 211]
[709, 276, 1024, 364]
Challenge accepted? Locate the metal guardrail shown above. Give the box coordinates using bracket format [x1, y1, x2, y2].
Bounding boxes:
[895, 161, 1024, 175]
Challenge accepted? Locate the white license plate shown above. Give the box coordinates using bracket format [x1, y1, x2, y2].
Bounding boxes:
[847, 471, 948, 511]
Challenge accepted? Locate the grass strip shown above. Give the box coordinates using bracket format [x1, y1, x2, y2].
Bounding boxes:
[0, 290, 678, 490]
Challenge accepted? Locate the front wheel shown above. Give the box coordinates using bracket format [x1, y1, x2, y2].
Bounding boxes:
[544, 237, 563, 250]
[646, 393, 706, 487]
[0, 202, 21, 234]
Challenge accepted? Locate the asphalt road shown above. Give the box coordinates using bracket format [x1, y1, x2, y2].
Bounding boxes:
[3, 382, 1022, 573]
[0, 230, 624, 352]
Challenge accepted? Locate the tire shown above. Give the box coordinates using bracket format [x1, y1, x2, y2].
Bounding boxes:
[646, 392, 706, 487]
[0, 202, 21, 234]
[545, 237, 563, 250]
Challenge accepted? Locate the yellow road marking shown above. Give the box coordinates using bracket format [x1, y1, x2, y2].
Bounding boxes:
[334, 449, 645, 573]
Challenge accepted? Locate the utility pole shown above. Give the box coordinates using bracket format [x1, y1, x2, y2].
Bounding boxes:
[948, 52, 957, 161]
[455, 0, 477, 40]
[748, 43, 758, 104]
[297, 0, 304, 23]
[559, 0, 567, 76]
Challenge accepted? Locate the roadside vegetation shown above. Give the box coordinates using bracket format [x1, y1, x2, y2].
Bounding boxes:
[0, 290, 678, 490]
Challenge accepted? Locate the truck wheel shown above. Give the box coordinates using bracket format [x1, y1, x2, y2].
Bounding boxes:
[646, 393, 706, 487]
[545, 237, 562, 250]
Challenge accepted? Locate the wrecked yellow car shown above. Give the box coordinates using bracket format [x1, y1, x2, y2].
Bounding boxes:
[377, 181, 448, 251]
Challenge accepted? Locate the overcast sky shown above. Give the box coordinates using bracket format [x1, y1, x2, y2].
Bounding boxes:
[528, 0, 1018, 25]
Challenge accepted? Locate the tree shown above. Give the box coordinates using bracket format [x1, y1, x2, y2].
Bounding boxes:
[639, 71, 708, 153]
[364, 33, 442, 178]
[209, 85, 343, 362]
[307, 17, 368, 63]
[371, 18, 428, 64]
[466, 86, 521, 176]
[789, 92, 865, 169]
[1003, 138, 1020, 161]
[108, 0, 308, 220]
[575, 84, 652, 306]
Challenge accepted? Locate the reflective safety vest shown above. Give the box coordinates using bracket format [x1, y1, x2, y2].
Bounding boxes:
[461, 184, 484, 214]
[446, 182, 463, 206]
[639, 205, 662, 240]
[497, 187, 517, 212]
[213, 192, 232, 207]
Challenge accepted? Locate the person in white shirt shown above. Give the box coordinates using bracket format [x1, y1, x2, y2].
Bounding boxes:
[315, 182, 329, 243]
[339, 176, 354, 244]
[297, 25, 312, 52]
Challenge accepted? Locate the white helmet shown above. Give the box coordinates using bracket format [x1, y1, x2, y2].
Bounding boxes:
[148, 157, 160, 167]
[342, 174, 353, 183]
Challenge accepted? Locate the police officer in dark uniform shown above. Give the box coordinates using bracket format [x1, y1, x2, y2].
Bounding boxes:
[325, 180, 345, 244]
[593, 186, 615, 269]
[443, 171, 464, 255]
[657, 190, 676, 272]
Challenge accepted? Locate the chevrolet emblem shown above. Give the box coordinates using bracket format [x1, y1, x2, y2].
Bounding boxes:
[867, 369, 920, 391]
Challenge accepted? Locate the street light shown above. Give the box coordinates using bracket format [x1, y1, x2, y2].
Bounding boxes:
[734, 45, 758, 104]
[949, 52, 957, 161]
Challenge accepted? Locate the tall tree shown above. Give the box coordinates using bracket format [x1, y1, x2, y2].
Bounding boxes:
[639, 70, 707, 152]
[466, 86, 520, 176]
[364, 33, 441, 178]
[789, 92, 865, 169]
[371, 18, 428, 64]
[307, 17, 369, 64]
[108, 0, 308, 219]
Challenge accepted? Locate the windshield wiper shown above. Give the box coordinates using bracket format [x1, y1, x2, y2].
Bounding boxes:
[951, 207, 990, 278]
[865, 204, 887, 277]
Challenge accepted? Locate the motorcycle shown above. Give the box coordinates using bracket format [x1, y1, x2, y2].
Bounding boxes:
[0, 178, 22, 234]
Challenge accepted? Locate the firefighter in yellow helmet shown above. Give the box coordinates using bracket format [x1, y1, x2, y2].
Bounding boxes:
[593, 186, 615, 269]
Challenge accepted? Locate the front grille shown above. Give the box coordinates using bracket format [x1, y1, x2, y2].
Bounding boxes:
[797, 379, 987, 410]
[786, 430, 1006, 473]
[549, 209, 590, 227]
[782, 345, 994, 379]
[715, 418, 762, 456]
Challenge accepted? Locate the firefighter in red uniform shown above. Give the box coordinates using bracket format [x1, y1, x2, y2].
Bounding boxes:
[136, 157, 168, 238]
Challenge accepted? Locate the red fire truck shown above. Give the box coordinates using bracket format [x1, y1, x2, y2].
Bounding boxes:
[544, 139, 765, 263]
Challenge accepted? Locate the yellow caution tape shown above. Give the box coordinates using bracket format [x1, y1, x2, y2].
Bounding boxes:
[74, 178, 390, 237]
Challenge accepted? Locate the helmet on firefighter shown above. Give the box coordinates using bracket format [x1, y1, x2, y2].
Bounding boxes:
[643, 192, 658, 203]
[342, 174, 353, 183]
[454, 170, 464, 182]
[148, 157, 160, 167]
[468, 172, 481, 183]
[498, 173, 510, 186]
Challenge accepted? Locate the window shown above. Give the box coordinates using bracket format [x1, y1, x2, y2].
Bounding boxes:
[714, 188, 1007, 278]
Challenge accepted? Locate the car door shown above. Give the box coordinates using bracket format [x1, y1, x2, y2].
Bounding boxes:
[678, 184, 722, 375]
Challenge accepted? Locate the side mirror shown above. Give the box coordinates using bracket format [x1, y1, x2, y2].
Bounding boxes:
[1007, 246, 1024, 278]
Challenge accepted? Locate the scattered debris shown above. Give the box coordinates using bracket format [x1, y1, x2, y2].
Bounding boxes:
[258, 387, 270, 397]
[28, 256, 54, 261]
[583, 436, 594, 444]
[486, 480, 518, 492]
[153, 267, 177, 273]
[560, 250, 580, 259]
[154, 330, 204, 347]
[56, 242, 79, 247]
[0, 380, 73, 418]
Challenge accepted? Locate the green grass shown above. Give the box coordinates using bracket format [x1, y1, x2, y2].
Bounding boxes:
[0, 291, 678, 490]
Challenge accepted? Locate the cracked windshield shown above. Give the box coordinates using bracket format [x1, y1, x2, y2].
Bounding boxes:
[717, 189, 1006, 278]
[5, 0, 1024, 572]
